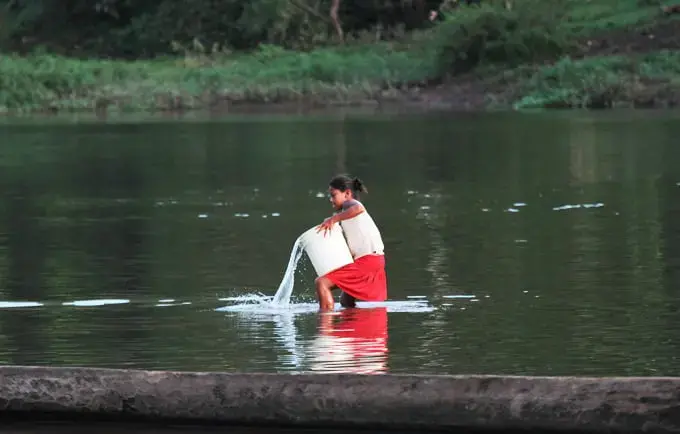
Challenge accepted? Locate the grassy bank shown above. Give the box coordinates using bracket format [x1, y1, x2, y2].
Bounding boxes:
[0, 43, 438, 113]
[421, 0, 680, 110]
[513, 51, 680, 109]
[1, 0, 680, 113]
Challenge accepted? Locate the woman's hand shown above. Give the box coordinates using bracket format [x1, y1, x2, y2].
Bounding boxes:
[316, 216, 336, 236]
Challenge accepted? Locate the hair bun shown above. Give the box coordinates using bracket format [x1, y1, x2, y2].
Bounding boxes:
[352, 177, 367, 194]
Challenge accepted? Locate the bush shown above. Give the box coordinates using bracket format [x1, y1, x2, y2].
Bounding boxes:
[0, 0, 443, 58]
[432, 0, 573, 75]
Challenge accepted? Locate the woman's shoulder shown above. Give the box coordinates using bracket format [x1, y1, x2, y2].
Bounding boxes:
[342, 199, 364, 210]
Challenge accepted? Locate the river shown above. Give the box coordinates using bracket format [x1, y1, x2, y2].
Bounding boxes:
[0, 109, 679, 376]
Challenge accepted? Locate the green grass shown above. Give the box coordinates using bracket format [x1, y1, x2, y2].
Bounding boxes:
[428, 0, 680, 110]
[0, 0, 678, 113]
[0, 43, 438, 112]
[562, 0, 662, 33]
[514, 51, 680, 109]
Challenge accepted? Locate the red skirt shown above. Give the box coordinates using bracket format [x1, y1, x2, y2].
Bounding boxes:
[323, 254, 387, 301]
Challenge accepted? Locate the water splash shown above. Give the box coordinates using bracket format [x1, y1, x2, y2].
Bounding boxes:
[217, 236, 306, 309]
[271, 236, 305, 305]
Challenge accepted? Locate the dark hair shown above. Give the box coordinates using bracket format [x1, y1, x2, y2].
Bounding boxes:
[329, 174, 368, 199]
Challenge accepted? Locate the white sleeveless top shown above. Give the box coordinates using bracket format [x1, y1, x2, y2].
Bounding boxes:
[339, 200, 385, 259]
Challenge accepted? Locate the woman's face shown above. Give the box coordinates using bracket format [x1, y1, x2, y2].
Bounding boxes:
[328, 187, 352, 210]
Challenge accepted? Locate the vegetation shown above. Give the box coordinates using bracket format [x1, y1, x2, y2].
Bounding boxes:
[0, 0, 679, 112]
[0, 0, 439, 55]
[0, 44, 437, 112]
[515, 51, 680, 109]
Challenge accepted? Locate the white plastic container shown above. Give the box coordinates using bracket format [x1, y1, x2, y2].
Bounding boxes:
[300, 223, 354, 277]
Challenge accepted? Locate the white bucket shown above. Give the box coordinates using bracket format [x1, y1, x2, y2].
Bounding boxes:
[300, 223, 354, 277]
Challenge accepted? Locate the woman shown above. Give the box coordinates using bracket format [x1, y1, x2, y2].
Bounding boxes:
[315, 174, 387, 311]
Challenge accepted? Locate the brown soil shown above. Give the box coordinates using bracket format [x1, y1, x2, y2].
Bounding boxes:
[577, 19, 680, 57]
[413, 18, 680, 111]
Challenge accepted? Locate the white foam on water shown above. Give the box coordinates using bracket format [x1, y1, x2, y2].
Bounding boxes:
[217, 300, 434, 315]
[271, 236, 305, 306]
[553, 203, 604, 211]
[62, 299, 130, 307]
[358, 301, 434, 312]
[442, 294, 476, 299]
[217, 301, 317, 315]
[0, 301, 43, 308]
[224, 293, 312, 313]
[219, 294, 270, 303]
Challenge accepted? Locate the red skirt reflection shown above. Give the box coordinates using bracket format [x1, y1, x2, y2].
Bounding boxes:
[310, 307, 388, 374]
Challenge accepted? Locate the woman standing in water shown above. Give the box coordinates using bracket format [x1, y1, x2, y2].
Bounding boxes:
[315, 174, 387, 311]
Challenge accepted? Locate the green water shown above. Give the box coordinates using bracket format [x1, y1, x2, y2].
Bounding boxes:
[0, 110, 679, 376]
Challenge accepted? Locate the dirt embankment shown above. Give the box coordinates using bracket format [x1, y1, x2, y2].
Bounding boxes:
[413, 19, 680, 111]
[578, 19, 680, 57]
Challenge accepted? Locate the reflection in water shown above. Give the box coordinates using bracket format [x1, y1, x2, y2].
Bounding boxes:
[228, 306, 390, 374]
[309, 308, 388, 374]
[415, 188, 454, 296]
[272, 312, 303, 370]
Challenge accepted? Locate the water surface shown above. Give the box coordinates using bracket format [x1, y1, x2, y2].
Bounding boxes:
[1, 110, 680, 376]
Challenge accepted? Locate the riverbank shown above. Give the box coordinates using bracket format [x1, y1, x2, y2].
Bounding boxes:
[422, 20, 680, 110]
[0, 366, 679, 433]
[1, 1, 680, 114]
[0, 42, 436, 114]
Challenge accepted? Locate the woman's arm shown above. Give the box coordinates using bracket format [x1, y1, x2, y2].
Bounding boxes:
[316, 202, 365, 234]
[332, 202, 365, 223]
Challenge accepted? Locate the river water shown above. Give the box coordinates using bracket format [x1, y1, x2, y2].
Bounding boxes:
[1, 110, 679, 376]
